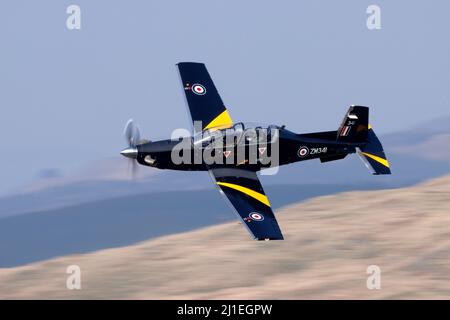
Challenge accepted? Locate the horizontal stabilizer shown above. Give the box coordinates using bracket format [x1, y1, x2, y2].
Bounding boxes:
[358, 125, 391, 175]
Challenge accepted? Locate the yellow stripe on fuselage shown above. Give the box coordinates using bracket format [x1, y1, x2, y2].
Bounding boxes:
[204, 110, 232, 130]
[361, 152, 390, 168]
[216, 182, 271, 207]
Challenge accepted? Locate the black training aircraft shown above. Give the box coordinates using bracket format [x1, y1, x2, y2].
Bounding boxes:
[120, 62, 391, 241]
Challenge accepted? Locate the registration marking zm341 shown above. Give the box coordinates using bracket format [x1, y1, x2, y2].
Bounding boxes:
[310, 147, 328, 155]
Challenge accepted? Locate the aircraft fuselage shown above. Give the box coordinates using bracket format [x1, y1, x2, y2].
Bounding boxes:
[135, 127, 360, 172]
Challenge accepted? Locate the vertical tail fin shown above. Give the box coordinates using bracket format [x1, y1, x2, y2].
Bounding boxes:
[338, 105, 391, 175]
[337, 106, 369, 143]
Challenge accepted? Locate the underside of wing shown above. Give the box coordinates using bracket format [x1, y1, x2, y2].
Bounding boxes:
[177, 62, 232, 132]
[209, 168, 284, 241]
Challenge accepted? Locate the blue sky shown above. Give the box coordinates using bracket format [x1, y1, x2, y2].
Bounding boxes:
[0, 0, 449, 194]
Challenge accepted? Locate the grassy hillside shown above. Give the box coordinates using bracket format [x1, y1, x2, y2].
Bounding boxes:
[1, 175, 450, 299]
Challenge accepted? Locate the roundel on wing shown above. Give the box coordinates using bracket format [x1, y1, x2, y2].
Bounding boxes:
[192, 84, 206, 95]
[249, 212, 264, 221]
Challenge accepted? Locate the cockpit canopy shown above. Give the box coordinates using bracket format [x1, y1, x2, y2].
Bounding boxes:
[193, 122, 282, 148]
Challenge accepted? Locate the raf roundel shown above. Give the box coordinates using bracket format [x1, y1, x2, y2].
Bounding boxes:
[192, 84, 206, 95]
[249, 212, 264, 221]
[298, 146, 309, 158]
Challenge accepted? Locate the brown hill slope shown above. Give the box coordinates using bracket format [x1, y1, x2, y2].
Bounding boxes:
[1, 175, 450, 299]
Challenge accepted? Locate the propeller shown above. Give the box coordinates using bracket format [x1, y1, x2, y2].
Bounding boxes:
[121, 119, 141, 180]
[124, 119, 141, 148]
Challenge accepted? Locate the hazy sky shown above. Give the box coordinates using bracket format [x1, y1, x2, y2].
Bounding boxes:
[0, 1, 449, 194]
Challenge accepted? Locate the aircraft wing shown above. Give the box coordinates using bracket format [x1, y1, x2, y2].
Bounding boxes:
[177, 62, 232, 132]
[209, 168, 284, 240]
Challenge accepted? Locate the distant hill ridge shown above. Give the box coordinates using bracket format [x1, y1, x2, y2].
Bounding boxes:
[1, 174, 449, 299]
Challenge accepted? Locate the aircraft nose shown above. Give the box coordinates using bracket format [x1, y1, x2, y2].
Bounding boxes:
[120, 147, 138, 159]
